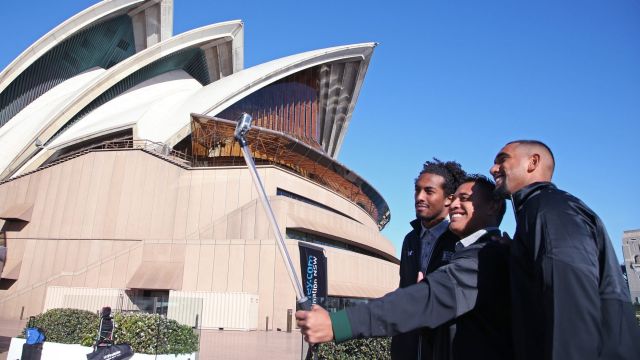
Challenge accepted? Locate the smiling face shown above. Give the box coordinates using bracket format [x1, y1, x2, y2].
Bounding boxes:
[490, 143, 531, 197]
[449, 181, 495, 238]
[414, 172, 449, 228]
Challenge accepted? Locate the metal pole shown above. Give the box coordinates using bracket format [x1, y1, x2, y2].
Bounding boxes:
[234, 113, 310, 309]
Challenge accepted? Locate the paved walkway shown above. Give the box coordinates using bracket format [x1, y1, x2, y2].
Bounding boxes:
[0, 319, 26, 360]
[199, 329, 304, 360]
[0, 318, 304, 360]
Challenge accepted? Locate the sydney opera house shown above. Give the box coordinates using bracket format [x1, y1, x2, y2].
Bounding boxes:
[0, 0, 398, 330]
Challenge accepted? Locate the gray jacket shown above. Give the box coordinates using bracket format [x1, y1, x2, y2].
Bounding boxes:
[330, 229, 512, 360]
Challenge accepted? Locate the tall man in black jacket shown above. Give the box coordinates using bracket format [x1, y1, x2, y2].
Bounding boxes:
[394, 159, 465, 359]
[296, 175, 512, 360]
[490, 140, 640, 360]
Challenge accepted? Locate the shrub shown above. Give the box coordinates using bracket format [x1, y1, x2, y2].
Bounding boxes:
[22, 308, 98, 345]
[316, 337, 391, 359]
[22, 309, 199, 354]
[113, 313, 199, 354]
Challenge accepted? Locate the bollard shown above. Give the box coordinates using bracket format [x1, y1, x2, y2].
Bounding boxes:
[266, 316, 269, 331]
[287, 309, 293, 332]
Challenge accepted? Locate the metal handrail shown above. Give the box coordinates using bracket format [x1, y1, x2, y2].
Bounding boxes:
[50, 139, 192, 164]
[0, 139, 192, 185]
[101, 139, 192, 163]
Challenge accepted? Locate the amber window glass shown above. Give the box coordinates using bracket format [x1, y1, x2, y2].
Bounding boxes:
[217, 66, 320, 144]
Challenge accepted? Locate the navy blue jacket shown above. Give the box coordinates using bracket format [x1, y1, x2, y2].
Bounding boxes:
[392, 219, 458, 359]
[510, 182, 640, 360]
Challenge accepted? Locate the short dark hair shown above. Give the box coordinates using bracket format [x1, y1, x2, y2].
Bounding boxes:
[461, 173, 507, 225]
[506, 139, 555, 170]
[417, 158, 466, 196]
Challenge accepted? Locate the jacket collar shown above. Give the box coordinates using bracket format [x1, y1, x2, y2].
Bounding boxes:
[410, 217, 449, 234]
[511, 181, 556, 211]
[410, 218, 422, 232]
[420, 218, 449, 239]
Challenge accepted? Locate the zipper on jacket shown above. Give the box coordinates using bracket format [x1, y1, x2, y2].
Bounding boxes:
[417, 333, 422, 359]
[509, 194, 516, 219]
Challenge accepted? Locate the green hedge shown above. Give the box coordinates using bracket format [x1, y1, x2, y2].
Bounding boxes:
[113, 313, 199, 355]
[316, 337, 390, 359]
[23, 308, 98, 345]
[23, 308, 198, 354]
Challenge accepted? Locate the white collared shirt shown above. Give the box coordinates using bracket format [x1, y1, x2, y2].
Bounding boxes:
[456, 227, 500, 250]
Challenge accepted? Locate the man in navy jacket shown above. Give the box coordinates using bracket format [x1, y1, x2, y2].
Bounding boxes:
[394, 159, 465, 359]
[490, 140, 640, 360]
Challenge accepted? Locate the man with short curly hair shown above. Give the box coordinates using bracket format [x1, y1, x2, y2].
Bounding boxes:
[392, 159, 466, 359]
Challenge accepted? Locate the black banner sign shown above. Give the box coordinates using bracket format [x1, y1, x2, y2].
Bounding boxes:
[298, 242, 328, 307]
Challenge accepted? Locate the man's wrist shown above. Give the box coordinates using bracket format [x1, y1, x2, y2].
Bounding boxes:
[328, 310, 353, 343]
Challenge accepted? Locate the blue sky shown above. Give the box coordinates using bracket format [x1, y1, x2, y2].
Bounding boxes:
[1, 1, 639, 262]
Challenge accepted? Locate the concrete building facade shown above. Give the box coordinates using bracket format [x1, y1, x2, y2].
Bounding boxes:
[622, 229, 640, 303]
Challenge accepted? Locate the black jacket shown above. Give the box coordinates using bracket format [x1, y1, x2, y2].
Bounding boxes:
[510, 182, 640, 360]
[330, 229, 512, 360]
[392, 219, 459, 359]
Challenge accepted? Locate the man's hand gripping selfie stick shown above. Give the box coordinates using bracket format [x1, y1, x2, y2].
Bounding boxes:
[234, 113, 312, 311]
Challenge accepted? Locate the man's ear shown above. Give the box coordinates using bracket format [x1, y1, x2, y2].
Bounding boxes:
[527, 153, 541, 173]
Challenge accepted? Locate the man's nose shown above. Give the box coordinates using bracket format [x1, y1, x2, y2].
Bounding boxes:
[489, 164, 499, 176]
[448, 196, 460, 210]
